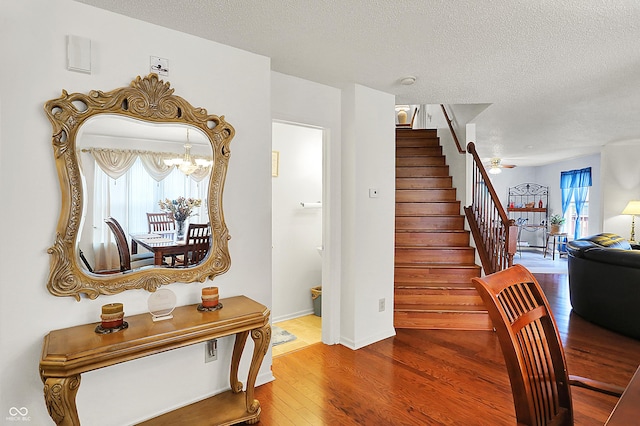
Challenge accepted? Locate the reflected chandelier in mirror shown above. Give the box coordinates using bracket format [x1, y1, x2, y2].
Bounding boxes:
[44, 74, 234, 300]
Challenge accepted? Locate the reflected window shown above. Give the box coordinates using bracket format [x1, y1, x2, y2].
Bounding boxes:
[91, 157, 209, 272]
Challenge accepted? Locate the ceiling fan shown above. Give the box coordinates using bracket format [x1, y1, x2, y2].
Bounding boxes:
[486, 158, 516, 174]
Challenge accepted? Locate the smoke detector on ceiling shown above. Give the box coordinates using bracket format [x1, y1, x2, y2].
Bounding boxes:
[400, 76, 416, 85]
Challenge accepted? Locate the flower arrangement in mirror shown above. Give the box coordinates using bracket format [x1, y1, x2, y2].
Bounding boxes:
[158, 197, 202, 239]
[158, 197, 202, 221]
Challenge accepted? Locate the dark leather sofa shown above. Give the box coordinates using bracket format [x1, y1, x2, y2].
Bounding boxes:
[566, 233, 640, 340]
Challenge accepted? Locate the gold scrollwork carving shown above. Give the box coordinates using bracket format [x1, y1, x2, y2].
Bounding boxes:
[43, 376, 81, 426]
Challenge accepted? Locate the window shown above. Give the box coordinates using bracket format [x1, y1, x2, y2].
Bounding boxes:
[564, 192, 589, 239]
[560, 167, 592, 240]
[96, 157, 209, 233]
[92, 157, 209, 270]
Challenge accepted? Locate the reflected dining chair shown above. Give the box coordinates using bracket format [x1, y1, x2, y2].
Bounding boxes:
[147, 212, 176, 234]
[471, 264, 624, 426]
[147, 212, 177, 264]
[174, 223, 211, 267]
[105, 217, 154, 272]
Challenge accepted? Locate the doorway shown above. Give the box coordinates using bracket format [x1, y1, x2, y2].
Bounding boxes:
[271, 121, 323, 355]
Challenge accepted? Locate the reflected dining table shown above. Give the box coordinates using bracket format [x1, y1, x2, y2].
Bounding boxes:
[130, 233, 188, 266]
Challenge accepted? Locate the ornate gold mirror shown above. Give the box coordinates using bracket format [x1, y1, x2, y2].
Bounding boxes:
[45, 74, 234, 300]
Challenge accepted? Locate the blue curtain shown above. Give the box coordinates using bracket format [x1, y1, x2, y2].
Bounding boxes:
[560, 173, 574, 216]
[560, 167, 592, 239]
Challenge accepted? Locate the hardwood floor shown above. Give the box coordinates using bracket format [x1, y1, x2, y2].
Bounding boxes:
[254, 273, 640, 425]
[150, 273, 640, 425]
[273, 314, 322, 357]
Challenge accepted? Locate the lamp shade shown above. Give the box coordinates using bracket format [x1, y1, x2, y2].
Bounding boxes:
[622, 200, 640, 215]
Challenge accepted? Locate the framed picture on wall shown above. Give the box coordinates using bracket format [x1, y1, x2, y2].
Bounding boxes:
[272, 151, 279, 177]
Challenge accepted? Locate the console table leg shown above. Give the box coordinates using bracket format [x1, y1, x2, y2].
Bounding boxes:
[230, 330, 249, 393]
[43, 375, 81, 426]
[245, 324, 271, 424]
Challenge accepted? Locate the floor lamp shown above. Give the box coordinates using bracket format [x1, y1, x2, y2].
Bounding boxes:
[621, 200, 640, 243]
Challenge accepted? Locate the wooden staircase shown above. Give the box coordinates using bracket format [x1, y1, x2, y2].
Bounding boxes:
[394, 129, 491, 330]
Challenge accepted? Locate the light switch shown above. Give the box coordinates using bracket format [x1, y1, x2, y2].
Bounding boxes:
[369, 188, 379, 198]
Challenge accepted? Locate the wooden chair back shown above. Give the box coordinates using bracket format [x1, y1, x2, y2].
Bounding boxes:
[183, 223, 211, 266]
[471, 264, 573, 426]
[105, 217, 132, 272]
[147, 212, 175, 233]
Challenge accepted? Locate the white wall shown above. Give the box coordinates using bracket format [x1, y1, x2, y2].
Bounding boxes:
[340, 84, 396, 349]
[489, 165, 547, 247]
[602, 140, 640, 238]
[272, 122, 322, 321]
[537, 154, 602, 237]
[271, 72, 342, 344]
[0, 1, 271, 424]
[488, 153, 602, 245]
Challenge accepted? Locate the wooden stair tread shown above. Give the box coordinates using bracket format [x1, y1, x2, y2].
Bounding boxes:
[395, 201, 461, 205]
[396, 212, 464, 215]
[394, 262, 479, 268]
[395, 246, 473, 250]
[394, 304, 487, 313]
[395, 230, 467, 234]
[394, 284, 476, 290]
[395, 264, 479, 270]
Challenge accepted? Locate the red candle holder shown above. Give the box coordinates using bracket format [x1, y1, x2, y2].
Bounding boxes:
[96, 303, 128, 334]
[201, 287, 219, 308]
[198, 287, 222, 312]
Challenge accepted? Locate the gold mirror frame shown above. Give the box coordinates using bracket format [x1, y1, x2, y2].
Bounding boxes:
[44, 74, 234, 300]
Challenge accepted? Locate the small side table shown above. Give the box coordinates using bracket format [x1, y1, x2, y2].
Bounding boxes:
[544, 232, 568, 260]
[40, 296, 271, 426]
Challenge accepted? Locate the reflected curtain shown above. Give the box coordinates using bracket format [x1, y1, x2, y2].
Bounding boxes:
[190, 166, 211, 183]
[90, 149, 138, 180]
[560, 167, 592, 239]
[139, 152, 175, 182]
[92, 166, 119, 271]
[85, 148, 212, 182]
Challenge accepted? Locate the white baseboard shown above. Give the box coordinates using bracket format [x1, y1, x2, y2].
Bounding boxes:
[272, 308, 314, 323]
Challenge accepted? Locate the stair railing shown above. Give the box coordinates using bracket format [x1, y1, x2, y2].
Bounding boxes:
[464, 142, 518, 274]
[439, 104, 517, 274]
[440, 104, 465, 154]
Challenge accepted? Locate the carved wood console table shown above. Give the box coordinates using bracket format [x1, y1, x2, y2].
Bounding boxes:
[39, 296, 271, 426]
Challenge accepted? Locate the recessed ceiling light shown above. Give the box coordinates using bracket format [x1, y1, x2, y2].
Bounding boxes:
[400, 76, 416, 85]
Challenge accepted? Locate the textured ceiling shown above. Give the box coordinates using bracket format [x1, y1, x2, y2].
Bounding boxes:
[75, 0, 640, 166]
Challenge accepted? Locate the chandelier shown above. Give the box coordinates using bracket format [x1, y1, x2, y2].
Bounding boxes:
[164, 128, 212, 175]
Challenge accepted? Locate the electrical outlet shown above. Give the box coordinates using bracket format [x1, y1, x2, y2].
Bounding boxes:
[378, 298, 385, 312]
[205, 339, 217, 363]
